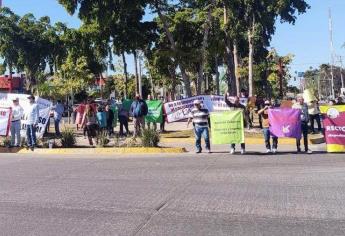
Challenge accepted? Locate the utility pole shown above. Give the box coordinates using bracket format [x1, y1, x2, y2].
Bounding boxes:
[339, 56, 344, 88]
[138, 51, 143, 98]
[329, 8, 335, 98]
[278, 58, 284, 98]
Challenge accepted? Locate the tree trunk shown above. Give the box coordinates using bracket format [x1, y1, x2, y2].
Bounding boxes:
[215, 56, 220, 95]
[9, 64, 13, 93]
[155, 1, 192, 97]
[168, 65, 177, 100]
[248, 16, 255, 97]
[133, 51, 139, 95]
[195, 64, 202, 95]
[138, 51, 143, 98]
[179, 65, 192, 97]
[233, 42, 240, 96]
[121, 51, 128, 99]
[145, 56, 155, 97]
[224, 5, 237, 96]
[197, 6, 212, 95]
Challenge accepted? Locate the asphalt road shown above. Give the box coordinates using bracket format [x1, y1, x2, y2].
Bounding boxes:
[1, 153, 345, 236]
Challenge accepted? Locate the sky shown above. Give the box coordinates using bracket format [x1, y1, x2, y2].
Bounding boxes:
[4, 0, 345, 79]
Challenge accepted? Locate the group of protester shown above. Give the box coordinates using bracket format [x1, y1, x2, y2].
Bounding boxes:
[188, 91, 345, 154]
[9, 91, 343, 151]
[9, 95, 39, 150]
[75, 93, 166, 146]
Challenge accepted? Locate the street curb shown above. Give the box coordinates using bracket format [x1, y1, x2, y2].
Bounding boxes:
[15, 147, 187, 155]
[162, 136, 324, 145]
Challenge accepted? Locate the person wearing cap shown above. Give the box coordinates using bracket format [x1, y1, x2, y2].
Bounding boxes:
[258, 100, 278, 154]
[187, 100, 211, 154]
[224, 92, 248, 155]
[25, 95, 40, 149]
[292, 95, 312, 154]
[10, 98, 24, 147]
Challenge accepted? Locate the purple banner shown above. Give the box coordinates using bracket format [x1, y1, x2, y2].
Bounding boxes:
[268, 108, 302, 139]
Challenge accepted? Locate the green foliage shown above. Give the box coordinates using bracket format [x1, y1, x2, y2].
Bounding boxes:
[0, 64, 6, 75]
[0, 0, 310, 98]
[61, 127, 76, 148]
[1, 137, 11, 147]
[141, 129, 160, 147]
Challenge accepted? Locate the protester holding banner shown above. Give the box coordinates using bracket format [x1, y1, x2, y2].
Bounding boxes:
[10, 98, 23, 147]
[292, 95, 312, 154]
[25, 95, 40, 150]
[258, 100, 278, 153]
[225, 93, 247, 154]
[187, 100, 211, 154]
[130, 94, 148, 137]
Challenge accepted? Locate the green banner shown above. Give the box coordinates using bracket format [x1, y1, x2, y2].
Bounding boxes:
[210, 111, 244, 144]
[145, 100, 163, 123]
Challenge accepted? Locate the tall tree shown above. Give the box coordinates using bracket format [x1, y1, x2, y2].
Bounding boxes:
[243, 0, 309, 97]
[0, 8, 20, 80]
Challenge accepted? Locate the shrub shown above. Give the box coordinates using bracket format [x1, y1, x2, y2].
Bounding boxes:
[96, 130, 110, 147]
[61, 127, 76, 148]
[1, 137, 11, 147]
[126, 137, 140, 147]
[141, 129, 160, 147]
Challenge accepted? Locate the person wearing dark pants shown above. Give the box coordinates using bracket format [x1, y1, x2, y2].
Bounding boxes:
[296, 122, 309, 153]
[25, 95, 39, 150]
[258, 100, 278, 154]
[194, 125, 210, 153]
[308, 100, 322, 133]
[309, 114, 321, 133]
[187, 100, 211, 154]
[263, 128, 278, 152]
[119, 115, 129, 136]
[26, 125, 37, 148]
[105, 105, 114, 136]
[293, 96, 312, 154]
[118, 102, 130, 137]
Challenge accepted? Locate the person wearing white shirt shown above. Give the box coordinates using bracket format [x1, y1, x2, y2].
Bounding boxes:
[25, 95, 39, 149]
[10, 98, 24, 147]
